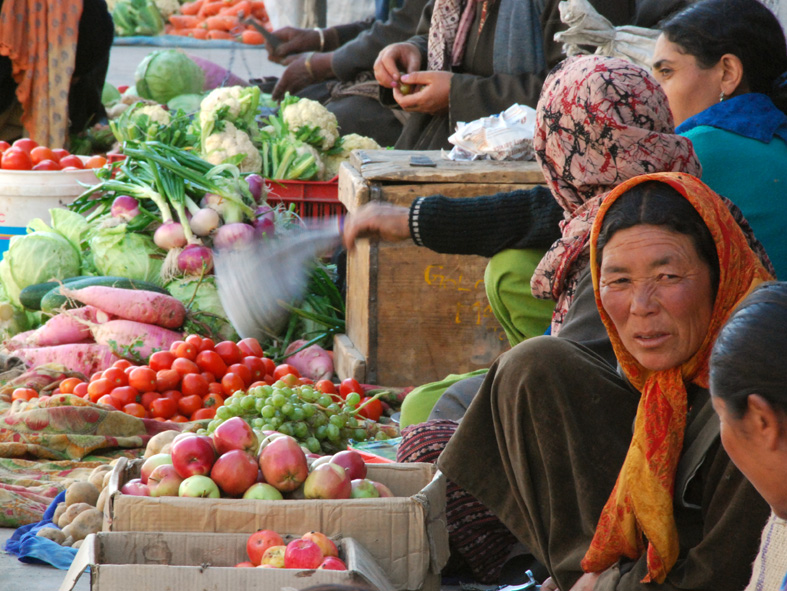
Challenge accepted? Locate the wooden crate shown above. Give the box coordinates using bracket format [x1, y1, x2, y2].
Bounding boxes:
[335, 150, 545, 386]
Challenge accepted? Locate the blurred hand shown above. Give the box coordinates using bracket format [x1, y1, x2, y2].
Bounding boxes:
[267, 27, 321, 64]
[393, 70, 451, 114]
[342, 202, 411, 250]
[541, 577, 559, 591]
[374, 42, 422, 89]
[569, 573, 601, 591]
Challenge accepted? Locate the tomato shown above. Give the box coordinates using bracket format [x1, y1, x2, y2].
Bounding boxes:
[298, 377, 314, 385]
[103, 367, 129, 388]
[169, 340, 185, 352]
[156, 368, 181, 392]
[249, 381, 268, 389]
[192, 407, 217, 420]
[123, 402, 147, 418]
[59, 154, 84, 169]
[178, 393, 203, 417]
[1, 147, 32, 170]
[339, 378, 363, 399]
[273, 363, 300, 380]
[149, 350, 176, 371]
[169, 414, 189, 423]
[162, 389, 183, 405]
[238, 337, 264, 358]
[207, 382, 224, 395]
[242, 356, 267, 382]
[201, 371, 216, 384]
[174, 341, 198, 360]
[11, 388, 37, 401]
[112, 359, 133, 371]
[0, 140, 10, 153]
[221, 372, 245, 396]
[52, 148, 70, 162]
[29, 146, 55, 164]
[263, 374, 276, 386]
[11, 138, 37, 153]
[32, 159, 62, 171]
[315, 379, 337, 394]
[84, 155, 107, 169]
[198, 338, 216, 352]
[356, 396, 383, 422]
[227, 363, 252, 387]
[140, 391, 160, 410]
[73, 382, 89, 398]
[203, 392, 224, 408]
[184, 334, 203, 348]
[214, 341, 243, 365]
[150, 397, 177, 419]
[279, 373, 299, 387]
[181, 373, 209, 398]
[172, 357, 199, 376]
[58, 377, 83, 394]
[87, 378, 113, 402]
[128, 366, 156, 392]
[110, 386, 139, 406]
[97, 394, 122, 410]
[195, 350, 227, 377]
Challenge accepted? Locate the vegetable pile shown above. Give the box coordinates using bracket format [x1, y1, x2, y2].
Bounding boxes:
[0, 138, 106, 171]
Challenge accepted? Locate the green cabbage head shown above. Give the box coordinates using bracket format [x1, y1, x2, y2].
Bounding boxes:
[135, 49, 205, 104]
[90, 224, 165, 285]
[7, 231, 81, 291]
[166, 276, 238, 342]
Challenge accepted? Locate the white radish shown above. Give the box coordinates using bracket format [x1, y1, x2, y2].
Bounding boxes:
[59, 286, 186, 329]
[88, 319, 182, 362]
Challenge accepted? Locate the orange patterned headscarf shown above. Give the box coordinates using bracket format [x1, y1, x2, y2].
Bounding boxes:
[0, 0, 82, 147]
[582, 172, 773, 583]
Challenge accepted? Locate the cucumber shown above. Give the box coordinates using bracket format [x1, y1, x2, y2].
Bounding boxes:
[19, 276, 93, 310]
[40, 276, 169, 314]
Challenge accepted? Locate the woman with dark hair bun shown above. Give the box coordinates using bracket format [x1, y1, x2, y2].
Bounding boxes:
[653, 0, 787, 277]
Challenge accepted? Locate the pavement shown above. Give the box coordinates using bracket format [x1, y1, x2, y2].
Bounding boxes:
[0, 527, 89, 591]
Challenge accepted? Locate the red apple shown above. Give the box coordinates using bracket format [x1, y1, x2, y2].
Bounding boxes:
[284, 538, 323, 569]
[303, 463, 351, 499]
[350, 478, 380, 499]
[260, 545, 286, 568]
[247, 529, 285, 565]
[235, 561, 255, 567]
[301, 531, 338, 557]
[212, 416, 258, 455]
[120, 478, 150, 496]
[171, 435, 216, 479]
[147, 464, 184, 497]
[329, 450, 367, 480]
[259, 435, 309, 492]
[371, 480, 394, 497]
[318, 556, 347, 570]
[210, 449, 258, 497]
[242, 482, 284, 500]
[178, 474, 220, 498]
[140, 453, 173, 484]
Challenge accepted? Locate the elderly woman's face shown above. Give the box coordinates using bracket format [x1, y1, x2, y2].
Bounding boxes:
[652, 34, 722, 126]
[599, 225, 715, 371]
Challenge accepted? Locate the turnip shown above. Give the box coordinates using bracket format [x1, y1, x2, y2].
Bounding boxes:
[283, 340, 334, 381]
[111, 196, 141, 221]
[12, 344, 119, 377]
[213, 223, 255, 250]
[88, 319, 183, 361]
[189, 208, 220, 237]
[59, 286, 186, 329]
[178, 244, 213, 275]
[154, 222, 188, 250]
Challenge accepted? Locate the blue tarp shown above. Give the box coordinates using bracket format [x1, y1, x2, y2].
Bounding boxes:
[113, 34, 266, 49]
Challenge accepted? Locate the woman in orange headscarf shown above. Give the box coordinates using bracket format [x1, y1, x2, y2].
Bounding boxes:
[437, 172, 773, 590]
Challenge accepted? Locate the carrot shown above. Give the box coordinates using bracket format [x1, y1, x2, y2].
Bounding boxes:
[180, 0, 206, 15]
[60, 286, 187, 329]
[30, 306, 112, 347]
[219, 0, 251, 17]
[198, 0, 227, 16]
[180, 27, 210, 39]
[250, 0, 267, 16]
[168, 14, 203, 29]
[12, 344, 119, 377]
[205, 15, 238, 30]
[88, 320, 183, 363]
[241, 29, 265, 45]
[207, 29, 237, 40]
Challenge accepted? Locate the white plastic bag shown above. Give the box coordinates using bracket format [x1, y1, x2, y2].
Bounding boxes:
[445, 104, 537, 161]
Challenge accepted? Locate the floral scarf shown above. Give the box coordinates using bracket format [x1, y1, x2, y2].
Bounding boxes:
[582, 172, 773, 583]
[529, 55, 701, 335]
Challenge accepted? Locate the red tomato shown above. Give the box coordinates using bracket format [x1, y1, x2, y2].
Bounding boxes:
[315, 379, 337, 394]
[59, 154, 84, 169]
[73, 382, 89, 398]
[200, 371, 216, 384]
[249, 381, 268, 389]
[11, 388, 37, 401]
[195, 350, 227, 377]
[112, 359, 133, 370]
[203, 393, 224, 408]
[51, 148, 69, 161]
[110, 386, 139, 406]
[29, 146, 55, 164]
[298, 377, 314, 385]
[178, 394, 203, 417]
[140, 391, 160, 410]
[263, 374, 276, 386]
[279, 373, 299, 387]
[97, 394, 122, 410]
[150, 397, 177, 419]
[89, 371, 103, 382]
[0, 140, 10, 153]
[174, 341, 198, 360]
[207, 382, 224, 395]
[339, 378, 363, 399]
[123, 402, 147, 418]
[356, 396, 383, 422]
[192, 407, 217, 420]
[11, 138, 37, 153]
[198, 338, 215, 352]
[272, 364, 300, 381]
[260, 357, 276, 376]
[214, 341, 243, 365]
[169, 340, 186, 352]
[1, 148, 32, 170]
[172, 357, 199, 376]
[87, 378, 113, 402]
[169, 414, 189, 423]
[181, 373, 209, 398]
[32, 159, 62, 171]
[221, 372, 245, 396]
[156, 369, 181, 392]
[161, 389, 182, 404]
[58, 377, 83, 394]
[238, 337, 264, 358]
[84, 155, 107, 169]
[103, 367, 128, 388]
[149, 350, 176, 371]
[242, 356, 267, 382]
[128, 367, 156, 392]
[227, 363, 252, 387]
[184, 334, 203, 348]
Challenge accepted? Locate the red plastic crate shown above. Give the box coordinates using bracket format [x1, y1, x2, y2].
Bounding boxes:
[265, 178, 345, 220]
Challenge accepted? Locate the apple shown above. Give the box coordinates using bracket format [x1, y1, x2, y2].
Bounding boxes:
[171, 435, 216, 479]
[350, 478, 380, 499]
[120, 478, 150, 496]
[303, 463, 351, 499]
[178, 474, 221, 498]
[242, 482, 284, 501]
[259, 435, 309, 492]
[140, 453, 173, 484]
[147, 464, 184, 497]
[329, 450, 367, 480]
[235, 561, 255, 567]
[255, 469, 266, 483]
[210, 449, 258, 497]
[260, 545, 286, 568]
[212, 416, 258, 455]
[247, 529, 285, 565]
[318, 556, 347, 570]
[284, 538, 323, 569]
[371, 480, 394, 498]
[301, 531, 338, 558]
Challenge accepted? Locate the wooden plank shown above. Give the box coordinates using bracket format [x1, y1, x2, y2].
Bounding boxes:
[345, 233, 373, 359]
[333, 333, 367, 382]
[338, 161, 370, 212]
[350, 150, 544, 184]
[377, 182, 542, 206]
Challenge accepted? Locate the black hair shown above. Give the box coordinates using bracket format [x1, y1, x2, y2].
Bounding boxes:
[596, 180, 720, 299]
[710, 281, 787, 418]
[661, 0, 787, 114]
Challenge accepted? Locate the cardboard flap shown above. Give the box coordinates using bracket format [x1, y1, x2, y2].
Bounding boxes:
[58, 533, 95, 591]
[414, 470, 450, 574]
[343, 537, 395, 591]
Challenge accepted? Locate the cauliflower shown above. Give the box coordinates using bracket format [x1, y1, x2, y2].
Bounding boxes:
[136, 104, 171, 125]
[294, 142, 325, 180]
[281, 98, 339, 151]
[203, 122, 262, 173]
[153, 0, 180, 18]
[199, 86, 262, 138]
[322, 133, 381, 180]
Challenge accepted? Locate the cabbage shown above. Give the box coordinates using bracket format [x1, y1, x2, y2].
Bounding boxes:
[167, 93, 204, 114]
[135, 50, 205, 104]
[166, 276, 238, 342]
[90, 224, 165, 285]
[7, 231, 81, 291]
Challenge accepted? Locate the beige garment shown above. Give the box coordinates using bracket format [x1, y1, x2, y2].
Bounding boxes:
[746, 511, 787, 591]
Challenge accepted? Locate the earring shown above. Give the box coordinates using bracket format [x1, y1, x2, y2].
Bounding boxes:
[719, 91, 726, 102]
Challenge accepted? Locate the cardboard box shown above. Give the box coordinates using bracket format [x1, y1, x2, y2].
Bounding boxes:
[59, 531, 394, 591]
[336, 149, 546, 386]
[105, 459, 449, 591]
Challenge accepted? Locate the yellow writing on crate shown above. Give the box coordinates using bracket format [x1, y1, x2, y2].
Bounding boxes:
[424, 265, 500, 331]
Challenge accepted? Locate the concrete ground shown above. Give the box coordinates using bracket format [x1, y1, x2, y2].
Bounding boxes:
[0, 527, 89, 591]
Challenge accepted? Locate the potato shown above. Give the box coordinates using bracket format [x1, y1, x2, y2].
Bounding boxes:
[52, 502, 67, 525]
[88, 465, 113, 490]
[72, 539, 83, 549]
[65, 481, 100, 507]
[36, 527, 65, 545]
[58, 502, 92, 528]
[60, 508, 103, 543]
[144, 430, 179, 458]
[96, 486, 110, 514]
[62, 536, 74, 547]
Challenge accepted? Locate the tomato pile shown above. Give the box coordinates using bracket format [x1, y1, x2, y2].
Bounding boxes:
[0, 138, 107, 171]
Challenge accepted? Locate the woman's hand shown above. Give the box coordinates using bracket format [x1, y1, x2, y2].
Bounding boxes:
[569, 573, 601, 591]
[342, 202, 411, 250]
[374, 42, 422, 89]
[272, 53, 333, 101]
[267, 27, 321, 64]
[393, 71, 452, 114]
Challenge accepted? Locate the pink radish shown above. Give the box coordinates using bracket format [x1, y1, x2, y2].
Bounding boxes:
[12, 344, 119, 377]
[29, 306, 112, 347]
[4, 330, 36, 352]
[59, 286, 186, 329]
[283, 340, 334, 381]
[87, 319, 183, 362]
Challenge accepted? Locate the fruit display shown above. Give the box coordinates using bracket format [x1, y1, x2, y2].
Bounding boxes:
[242, 529, 347, 570]
[0, 138, 106, 171]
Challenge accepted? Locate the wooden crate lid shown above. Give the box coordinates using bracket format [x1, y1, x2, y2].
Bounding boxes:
[350, 150, 544, 184]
